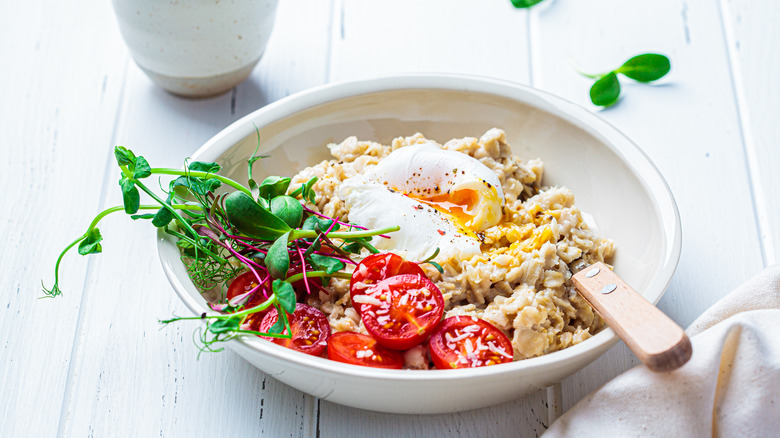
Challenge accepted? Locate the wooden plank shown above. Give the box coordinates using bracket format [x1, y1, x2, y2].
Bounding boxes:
[528, 0, 765, 411]
[319, 395, 551, 438]
[330, 0, 532, 83]
[723, 0, 780, 266]
[320, 2, 550, 437]
[0, 1, 127, 436]
[59, 1, 333, 436]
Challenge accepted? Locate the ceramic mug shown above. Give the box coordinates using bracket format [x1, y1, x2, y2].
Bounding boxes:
[112, 0, 279, 98]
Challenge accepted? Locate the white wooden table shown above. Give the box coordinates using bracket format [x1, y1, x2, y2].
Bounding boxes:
[2, 0, 777, 436]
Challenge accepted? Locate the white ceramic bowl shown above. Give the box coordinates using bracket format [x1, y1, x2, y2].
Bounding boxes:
[157, 74, 681, 414]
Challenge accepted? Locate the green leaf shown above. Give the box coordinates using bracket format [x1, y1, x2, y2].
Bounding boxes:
[172, 176, 222, 196]
[174, 217, 195, 237]
[173, 176, 204, 195]
[177, 239, 197, 257]
[152, 189, 175, 227]
[130, 213, 155, 220]
[247, 250, 266, 261]
[203, 179, 222, 193]
[590, 72, 621, 107]
[171, 176, 190, 189]
[310, 254, 345, 274]
[303, 178, 317, 203]
[188, 161, 221, 173]
[114, 146, 136, 166]
[267, 310, 286, 334]
[266, 232, 291, 279]
[151, 207, 174, 227]
[209, 317, 241, 334]
[343, 239, 379, 254]
[342, 242, 363, 254]
[176, 239, 193, 249]
[273, 279, 297, 314]
[78, 228, 103, 255]
[302, 216, 340, 234]
[617, 54, 670, 83]
[257, 176, 291, 200]
[224, 191, 291, 240]
[119, 177, 140, 214]
[270, 196, 304, 228]
[510, 0, 546, 8]
[132, 156, 152, 179]
[426, 261, 444, 273]
[256, 195, 269, 210]
[290, 177, 318, 204]
[248, 178, 260, 200]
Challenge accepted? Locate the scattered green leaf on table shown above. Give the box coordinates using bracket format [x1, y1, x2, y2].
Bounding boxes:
[590, 72, 621, 107]
[510, 0, 546, 8]
[617, 54, 671, 82]
[578, 53, 671, 107]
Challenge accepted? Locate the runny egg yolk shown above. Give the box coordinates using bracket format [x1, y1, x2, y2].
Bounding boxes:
[421, 189, 479, 218]
[410, 189, 478, 229]
[401, 183, 503, 236]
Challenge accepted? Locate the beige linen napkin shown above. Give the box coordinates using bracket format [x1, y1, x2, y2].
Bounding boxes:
[543, 265, 780, 437]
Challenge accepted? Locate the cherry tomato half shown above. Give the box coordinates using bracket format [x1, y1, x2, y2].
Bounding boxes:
[227, 271, 270, 327]
[428, 316, 514, 369]
[259, 303, 330, 356]
[227, 271, 266, 302]
[358, 273, 444, 350]
[350, 252, 426, 315]
[327, 331, 404, 369]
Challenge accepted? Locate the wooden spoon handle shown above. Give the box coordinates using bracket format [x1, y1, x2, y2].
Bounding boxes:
[572, 262, 692, 372]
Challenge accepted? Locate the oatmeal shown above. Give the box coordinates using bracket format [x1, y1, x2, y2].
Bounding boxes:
[291, 128, 613, 361]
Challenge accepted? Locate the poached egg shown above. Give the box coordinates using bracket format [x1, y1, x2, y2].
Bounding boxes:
[339, 141, 505, 261]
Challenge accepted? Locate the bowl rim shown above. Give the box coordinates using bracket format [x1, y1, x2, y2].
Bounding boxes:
[157, 73, 682, 381]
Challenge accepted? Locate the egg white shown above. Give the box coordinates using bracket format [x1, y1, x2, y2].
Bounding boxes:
[340, 174, 482, 262]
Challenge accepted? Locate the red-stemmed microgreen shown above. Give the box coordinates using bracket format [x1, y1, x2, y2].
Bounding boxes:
[44, 141, 399, 356]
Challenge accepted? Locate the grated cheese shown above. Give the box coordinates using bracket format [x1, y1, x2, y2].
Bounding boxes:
[462, 324, 481, 333]
[352, 295, 383, 306]
[445, 330, 472, 344]
[488, 342, 513, 359]
[355, 349, 374, 358]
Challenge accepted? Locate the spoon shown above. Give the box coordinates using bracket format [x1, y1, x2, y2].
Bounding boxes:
[572, 262, 692, 372]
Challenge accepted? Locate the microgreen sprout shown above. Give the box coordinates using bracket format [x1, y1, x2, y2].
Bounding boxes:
[419, 248, 444, 273]
[577, 53, 671, 107]
[44, 138, 399, 355]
